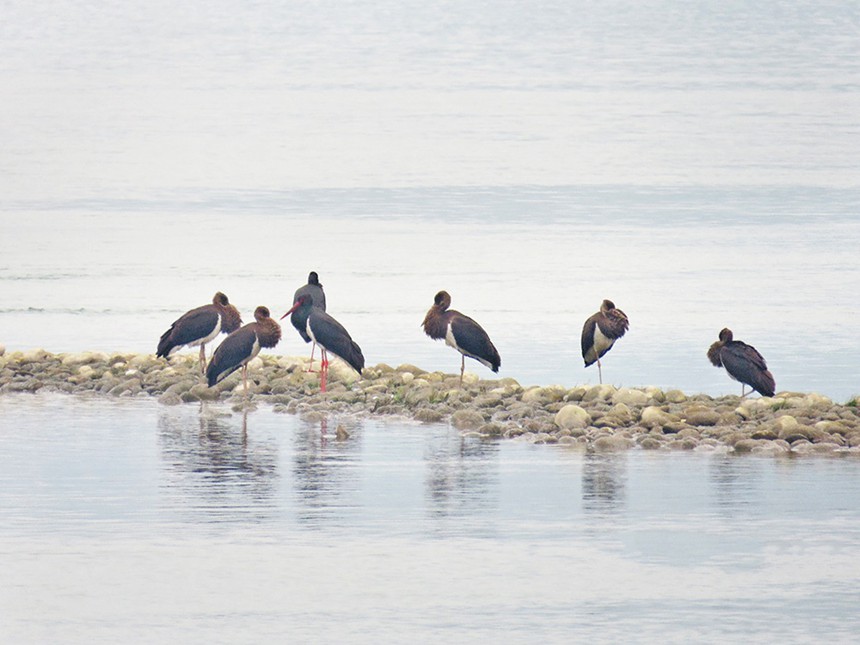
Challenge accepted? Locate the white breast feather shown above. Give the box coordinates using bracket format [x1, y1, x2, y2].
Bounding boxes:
[593, 324, 614, 355]
[444, 323, 458, 350]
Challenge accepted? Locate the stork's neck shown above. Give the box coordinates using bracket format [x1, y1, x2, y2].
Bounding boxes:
[257, 318, 282, 349]
[423, 307, 450, 340]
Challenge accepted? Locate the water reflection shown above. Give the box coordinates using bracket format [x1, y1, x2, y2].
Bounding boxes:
[290, 416, 362, 528]
[582, 452, 627, 514]
[157, 405, 279, 524]
[423, 433, 500, 529]
[708, 455, 764, 516]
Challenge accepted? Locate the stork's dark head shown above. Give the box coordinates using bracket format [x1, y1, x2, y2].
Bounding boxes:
[718, 328, 733, 343]
[601, 299, 615, 312]
[280, 295, 311, 320]
[254, 306, 272, 321]
[308, 271, 321, 286]
[433, 290, 452, 310]
[214, 292, 230, 306]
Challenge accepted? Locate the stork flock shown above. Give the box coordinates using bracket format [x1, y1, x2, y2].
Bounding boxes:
[157, 272, 776, 398]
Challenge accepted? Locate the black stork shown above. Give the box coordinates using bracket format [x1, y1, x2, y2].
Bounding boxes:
[290, 271, 327, 371]
[206, 306, 282, 395]
[581, 299, 629, 384]
[157, 291, 243, 373]
[707, 328, 775, 397]
[281, 295, 364, 392]
[422, 290, 501, 385]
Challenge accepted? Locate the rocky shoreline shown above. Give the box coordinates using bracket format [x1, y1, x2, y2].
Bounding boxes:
[2, 348, 859, 455]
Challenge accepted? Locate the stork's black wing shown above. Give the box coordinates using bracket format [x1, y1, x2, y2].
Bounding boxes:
[206, 324, 257, 386]
[309, 311, 364, 373]
[721, 341, 775, 396]
[581, 313, 599, 365]
[451, 313, 500, 372]
[157, 305, 219, 357]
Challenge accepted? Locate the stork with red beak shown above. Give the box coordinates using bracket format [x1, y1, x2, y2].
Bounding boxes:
[282, 295, 364, 392]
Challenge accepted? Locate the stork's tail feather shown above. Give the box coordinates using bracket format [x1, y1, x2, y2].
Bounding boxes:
[755, 370, 776, 397]
[156, 330, 175, 359]
[205, 360, 236, 387]
[346, 341, 365, 374]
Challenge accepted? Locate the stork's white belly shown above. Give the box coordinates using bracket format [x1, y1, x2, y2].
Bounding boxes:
[306, 319, 318, 346]
[444, 323, 458, 351]
[592, 324, 614, 356]
[246, 336, 261, 364]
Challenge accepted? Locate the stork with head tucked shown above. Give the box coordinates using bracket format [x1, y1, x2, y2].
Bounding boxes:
[422, 290, 500, 385]
[581, 299, 629, 385]
[206, 306, 282, 396]
[708, 327, 775, 397]
[157, 291, 242, 374]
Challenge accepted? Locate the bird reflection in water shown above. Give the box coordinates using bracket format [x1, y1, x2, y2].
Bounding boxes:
[582, 452, 627, 514]
[291, 416, 361, 528]
[424, 433, 500, 528]
[709, 455, 763, 513]
[157, 404, 279, 523]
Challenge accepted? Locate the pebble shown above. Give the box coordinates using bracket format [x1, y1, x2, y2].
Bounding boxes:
[640, 406, 677, 429]
[553, 404, 591, 430]
[612, 387, 649, 407]
[683, 406, 721, 427]
[1, 350, 858, 457]
[451, 409, 484, 430]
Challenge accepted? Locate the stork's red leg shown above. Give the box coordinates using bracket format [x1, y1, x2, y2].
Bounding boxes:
[320, 349, 328, 393]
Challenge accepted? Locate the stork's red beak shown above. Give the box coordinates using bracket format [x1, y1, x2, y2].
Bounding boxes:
[280, 301, 301, 320]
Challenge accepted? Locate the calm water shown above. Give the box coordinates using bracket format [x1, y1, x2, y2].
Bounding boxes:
[1, 0, 859, 399]
[1, 4, 860, 639]
[1, 394, 859, 643]
[0, 0, 860, 400]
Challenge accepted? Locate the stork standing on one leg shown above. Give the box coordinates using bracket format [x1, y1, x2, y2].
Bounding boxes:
[707, 327, 775, 397]
[157, 292, 243, 374]
[206, 306, 282, 396]
[281, 295, 364, 393]
[581, 299, 629, 384]
[290, 271, 327, 371]
[422, 290, 500, 385]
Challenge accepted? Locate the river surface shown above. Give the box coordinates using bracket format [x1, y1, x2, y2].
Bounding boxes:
[1, 394, 859, 643]
[1, 0, 859, 400]
[1, 3, 859, 640]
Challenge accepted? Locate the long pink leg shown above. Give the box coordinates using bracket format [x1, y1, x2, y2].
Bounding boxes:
[242, 364, 248, 397]
[199, 345, 206, 374]
[459, 354, 465, 386]
[306, 342, 318, 373]
[320, 349, 328, 393]
[597, 358, 603, 385]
